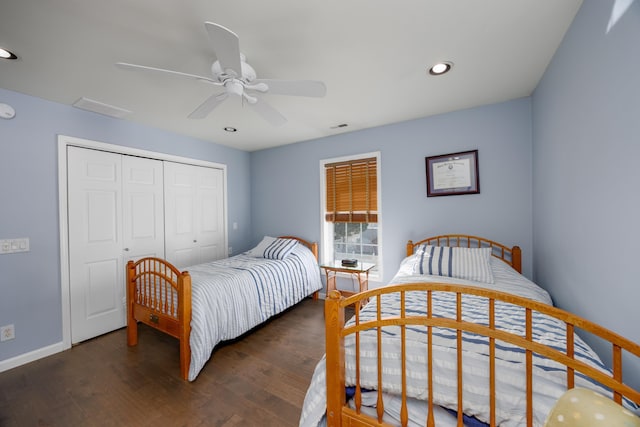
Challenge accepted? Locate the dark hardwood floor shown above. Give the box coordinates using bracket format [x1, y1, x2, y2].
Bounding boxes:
[0, 298, 327, 427]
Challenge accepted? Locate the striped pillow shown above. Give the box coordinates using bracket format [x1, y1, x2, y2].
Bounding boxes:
[414, 245, 494, 283]
[263, 238, 298, 260]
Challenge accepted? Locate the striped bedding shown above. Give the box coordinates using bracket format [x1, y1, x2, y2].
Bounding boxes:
[186, 243, 321, 381]
[299, 258, 619, 427]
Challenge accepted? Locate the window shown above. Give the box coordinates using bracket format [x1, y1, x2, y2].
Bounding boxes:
[321, 153, 381, 276]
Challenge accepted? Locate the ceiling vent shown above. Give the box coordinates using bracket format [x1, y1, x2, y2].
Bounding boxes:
[72, 97, 131, 119]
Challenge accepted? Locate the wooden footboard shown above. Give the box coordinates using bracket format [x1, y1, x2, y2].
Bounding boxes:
[126, 257, 192, 380]
[325, 285, 640, 427]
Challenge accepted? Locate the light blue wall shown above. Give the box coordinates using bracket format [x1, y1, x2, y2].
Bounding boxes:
[532, 0, 639, 384]
[251, 97, 534, 286]
[0, 88, 251, 362]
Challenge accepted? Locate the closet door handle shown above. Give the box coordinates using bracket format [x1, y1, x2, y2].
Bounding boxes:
[124, 248, 130, 252]
[193, 240, 197, 243]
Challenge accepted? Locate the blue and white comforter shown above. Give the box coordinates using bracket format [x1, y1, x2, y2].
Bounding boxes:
[186, 244, 321, 381]
[299, 258, 618, 427]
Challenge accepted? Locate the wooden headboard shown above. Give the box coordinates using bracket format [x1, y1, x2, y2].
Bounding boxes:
[406, 234, 522, 273]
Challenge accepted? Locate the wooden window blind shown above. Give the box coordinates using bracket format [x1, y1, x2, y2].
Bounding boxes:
[325, 157, 378, 223]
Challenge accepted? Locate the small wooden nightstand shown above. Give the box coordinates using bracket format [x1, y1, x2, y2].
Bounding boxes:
[320, 261, 375, 298]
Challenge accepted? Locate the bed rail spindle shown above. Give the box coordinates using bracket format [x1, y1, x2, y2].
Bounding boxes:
[161, 263, 166, 313]
[152, 263, 156, 310]
[525, 308, 533, 427]
[427, 290, 435, 427]
[376, 294, 384, 423]
[566, 324, 575, 389]
[400, 291, 408, 427]
[163, 273, 168, 314]
[143, 259, 148, 306]
[456, 292, 463, 427]
[355, 301, 362, 413]
[613, 345, 623, 404]
[489, 298, 496, 427]
[154, 261, 159, 311]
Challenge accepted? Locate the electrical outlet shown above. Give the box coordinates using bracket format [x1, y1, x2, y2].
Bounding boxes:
[1, 324, 15, 342]
[228, 246, 233, 255]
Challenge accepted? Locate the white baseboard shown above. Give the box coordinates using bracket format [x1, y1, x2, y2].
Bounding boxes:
[0, 342, 67, 373]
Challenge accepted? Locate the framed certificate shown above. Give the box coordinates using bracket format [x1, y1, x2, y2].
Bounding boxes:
[425, 150, 479, 197]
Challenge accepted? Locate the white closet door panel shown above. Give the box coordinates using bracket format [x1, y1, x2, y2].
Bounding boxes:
[123, 155, 165, 263]
[175, 194, 195, 234]
[171, 249, 197, 270]
[195, 166, 225, 263]
[87, 191, 118, 243]
[68, 147, 125, 343]
[164, 162, 226, 267]
[85, 258, 120, 317]
[164, 162, 198, 268]
[129, 194, 155, 238]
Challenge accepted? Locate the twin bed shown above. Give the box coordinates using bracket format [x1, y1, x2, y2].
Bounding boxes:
[300, 235, 640, 427]
[126, 235, 322, 381]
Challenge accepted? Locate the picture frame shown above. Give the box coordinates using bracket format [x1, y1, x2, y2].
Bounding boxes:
[425, 149, 479, 197]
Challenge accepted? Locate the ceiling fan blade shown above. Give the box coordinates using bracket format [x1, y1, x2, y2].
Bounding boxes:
[251, 79, 327, 97]
[188, 92, 228, 119]
[248, 98, 287, 126]
[115, 62, 218, 84]
[204, 22, 243, 77]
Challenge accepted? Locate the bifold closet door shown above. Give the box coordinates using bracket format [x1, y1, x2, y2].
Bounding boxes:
[67, 147, 164, 343]
[164, 161, 225, 268]
[68, 147, 125, 343]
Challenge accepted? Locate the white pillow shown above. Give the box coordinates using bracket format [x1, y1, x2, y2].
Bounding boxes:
[413, 245, 494, 283]
[246, 236, 276, 257]
[263, 238, 298, 260]
[397, 253, 420, 275]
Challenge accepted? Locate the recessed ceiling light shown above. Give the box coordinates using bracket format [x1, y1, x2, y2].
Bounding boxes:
[0, 48, 18, 60]
[429, 62, 452, 76]
[224, 127, 237, 132]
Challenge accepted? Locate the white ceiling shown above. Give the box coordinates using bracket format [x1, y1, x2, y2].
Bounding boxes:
[0, 0, 583, 151]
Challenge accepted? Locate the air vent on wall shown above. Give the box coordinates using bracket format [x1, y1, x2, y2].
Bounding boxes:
[72, 97, 131, 119]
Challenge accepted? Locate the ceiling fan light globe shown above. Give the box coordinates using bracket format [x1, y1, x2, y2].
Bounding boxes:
[225, 80, 244, 96]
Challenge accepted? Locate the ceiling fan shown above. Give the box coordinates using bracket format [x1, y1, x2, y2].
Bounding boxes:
[116, 22, 326, 126]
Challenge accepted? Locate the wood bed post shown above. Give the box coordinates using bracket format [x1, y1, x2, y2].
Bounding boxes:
[312, 242, 320, 300]
[325, 290, 345, 427]
[126, 260, 138, 347]
[178, 271, 192, 381]
[406, 240, 414, 257]
[512, 246, 522, 274]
